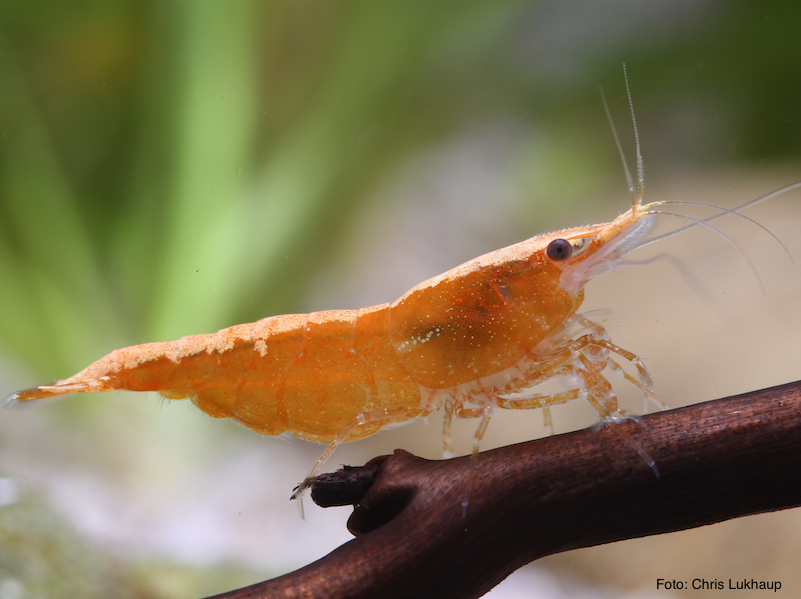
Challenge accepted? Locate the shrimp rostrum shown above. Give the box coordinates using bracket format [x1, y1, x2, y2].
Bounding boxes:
[6, 194, 671, 495]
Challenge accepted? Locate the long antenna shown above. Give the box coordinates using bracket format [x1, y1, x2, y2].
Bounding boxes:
[623, 63, 644, 210]
[601, 88, 635, 207]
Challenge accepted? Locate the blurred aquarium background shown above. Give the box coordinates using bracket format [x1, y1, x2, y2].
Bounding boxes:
[1, 1, 800, 597]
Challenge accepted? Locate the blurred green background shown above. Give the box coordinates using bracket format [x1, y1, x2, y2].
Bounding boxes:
[1, 1, 800, 597]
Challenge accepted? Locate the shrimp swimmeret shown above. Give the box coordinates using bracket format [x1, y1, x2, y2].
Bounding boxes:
[5, 77, 800, 500]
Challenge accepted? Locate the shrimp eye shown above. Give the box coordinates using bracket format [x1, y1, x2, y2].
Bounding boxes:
[546, 238, 573, 261]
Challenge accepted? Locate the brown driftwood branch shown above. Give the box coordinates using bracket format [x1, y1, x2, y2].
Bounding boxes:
[207, 380, 801, 599]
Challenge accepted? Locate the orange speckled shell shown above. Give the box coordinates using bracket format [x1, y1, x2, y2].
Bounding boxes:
[10, 207, 654, 445]
[389, 240, 578, 389]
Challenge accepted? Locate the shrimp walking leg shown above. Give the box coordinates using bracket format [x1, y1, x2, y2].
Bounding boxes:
[574, 317, 664, 411]
[502, 331, 657, 420]
[574, 352, 658, 475]
[606, 358, 667, 412]
[452, 403, 493, 518]
[499, 363, 581, 434]
[541, 406, 554, 436]
[493, 330, 659, 472]
[566, 332, 660, 415]
[453, 404, 494, 462]
[291, 404, 435, 499]
[495, 389, 581, 437]
[442, 396, 456, 458]
[493, 389, 583, 411]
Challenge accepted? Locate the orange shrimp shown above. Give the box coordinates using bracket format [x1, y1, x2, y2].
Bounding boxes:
[4, 73, 799, 501]
[5, 208, 662, 492]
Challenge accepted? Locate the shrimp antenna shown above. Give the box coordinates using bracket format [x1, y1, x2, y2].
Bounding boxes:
[623, 63, 645, 210]
[638, 209, 766, 293]
[643, 200, 790, 261]
[646, 181, 801, 248]
[600, 87, 635, 208]
[601, 64, 644, 212]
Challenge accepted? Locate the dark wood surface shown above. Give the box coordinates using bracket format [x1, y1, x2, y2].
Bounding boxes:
[207, 380, 801, 599]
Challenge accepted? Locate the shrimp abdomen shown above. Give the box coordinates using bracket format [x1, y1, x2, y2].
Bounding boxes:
[279, 306, 422, 442]
[8, 306, 425, 443]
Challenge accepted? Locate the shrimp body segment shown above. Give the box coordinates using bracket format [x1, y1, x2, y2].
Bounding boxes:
[6, 203, 661, 488]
